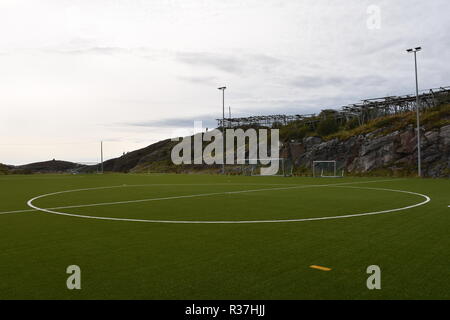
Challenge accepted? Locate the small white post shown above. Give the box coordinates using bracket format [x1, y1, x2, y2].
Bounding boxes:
[101, 141, 104, 174]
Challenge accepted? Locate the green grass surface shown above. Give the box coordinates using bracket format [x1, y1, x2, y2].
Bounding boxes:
[0, 173, 449, 299]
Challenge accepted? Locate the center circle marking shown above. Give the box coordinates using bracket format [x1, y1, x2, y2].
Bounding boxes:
[26, 183, 431, 224]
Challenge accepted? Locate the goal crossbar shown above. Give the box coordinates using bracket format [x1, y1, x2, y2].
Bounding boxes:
[239, 158, 293, 177]
[313, 160, 343, 178]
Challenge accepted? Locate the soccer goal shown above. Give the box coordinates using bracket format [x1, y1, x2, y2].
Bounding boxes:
[70, 162, 101, 174]
[242, 158, 293, 177]
[312, 160, 344, 178]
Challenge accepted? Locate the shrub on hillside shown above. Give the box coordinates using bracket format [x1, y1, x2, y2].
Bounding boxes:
[373, 115, 403, 129]
[344, 118, 360, 130]
[280, 124, 312, 141]
[317, 117, 339, 136]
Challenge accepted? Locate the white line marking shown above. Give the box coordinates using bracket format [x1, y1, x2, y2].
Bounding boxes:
[26, 179, 402, 210]
[0, 209, 36, 215]
[0, 179, 402, 215]
[26, 179, 403, 211]
[25, 180, 430, 224]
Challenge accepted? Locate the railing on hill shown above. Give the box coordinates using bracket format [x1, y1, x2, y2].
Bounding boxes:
[217, 86, 450, 128]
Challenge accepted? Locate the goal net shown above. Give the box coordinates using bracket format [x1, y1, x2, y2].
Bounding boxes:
[70, 161, 103, 174]
[242, 158, 293, 177]
[312, 160, 343, 178]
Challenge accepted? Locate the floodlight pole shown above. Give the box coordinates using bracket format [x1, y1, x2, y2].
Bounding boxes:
[407, 47, 422, 177]
[414, 51, 422, 178]
[101, 141, 104, 174]
[218, 86, 227, 174]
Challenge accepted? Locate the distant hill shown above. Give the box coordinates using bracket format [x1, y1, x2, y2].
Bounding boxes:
[0, 163, 13, 174]
[81, 139, 177, 173]
[4, 160, 83, 174]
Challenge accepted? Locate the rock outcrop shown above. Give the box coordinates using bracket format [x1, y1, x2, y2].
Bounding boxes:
[288, 125, 450, 177]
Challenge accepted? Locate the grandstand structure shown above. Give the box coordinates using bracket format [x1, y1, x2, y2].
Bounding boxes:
[217, 86, 450, 129]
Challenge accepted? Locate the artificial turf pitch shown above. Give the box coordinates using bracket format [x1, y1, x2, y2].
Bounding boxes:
[0, 173, 448, 299]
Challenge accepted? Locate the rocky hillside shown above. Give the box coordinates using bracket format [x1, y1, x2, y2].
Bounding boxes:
[138, 104, 449, 178]
[85, 103, 450, 178]
[287, 104, 450, 177]
[288, 124, 450, 177]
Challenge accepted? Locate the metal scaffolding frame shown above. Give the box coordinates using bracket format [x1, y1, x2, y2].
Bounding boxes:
[216, 86, 450, 128]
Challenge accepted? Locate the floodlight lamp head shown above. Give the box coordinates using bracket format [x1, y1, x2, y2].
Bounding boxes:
[218, 86, 227, 90]
[406, 47, 422, 53]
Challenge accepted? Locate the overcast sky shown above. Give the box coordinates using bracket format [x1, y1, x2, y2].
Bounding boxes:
[1, 0, 449, 165]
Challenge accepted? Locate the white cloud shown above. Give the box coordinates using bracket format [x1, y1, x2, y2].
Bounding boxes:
[1, 0, 449, 164]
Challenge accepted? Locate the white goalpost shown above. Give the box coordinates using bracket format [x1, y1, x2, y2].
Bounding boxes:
[242, 158, 293, 177]
[312, 160, 344, 178]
